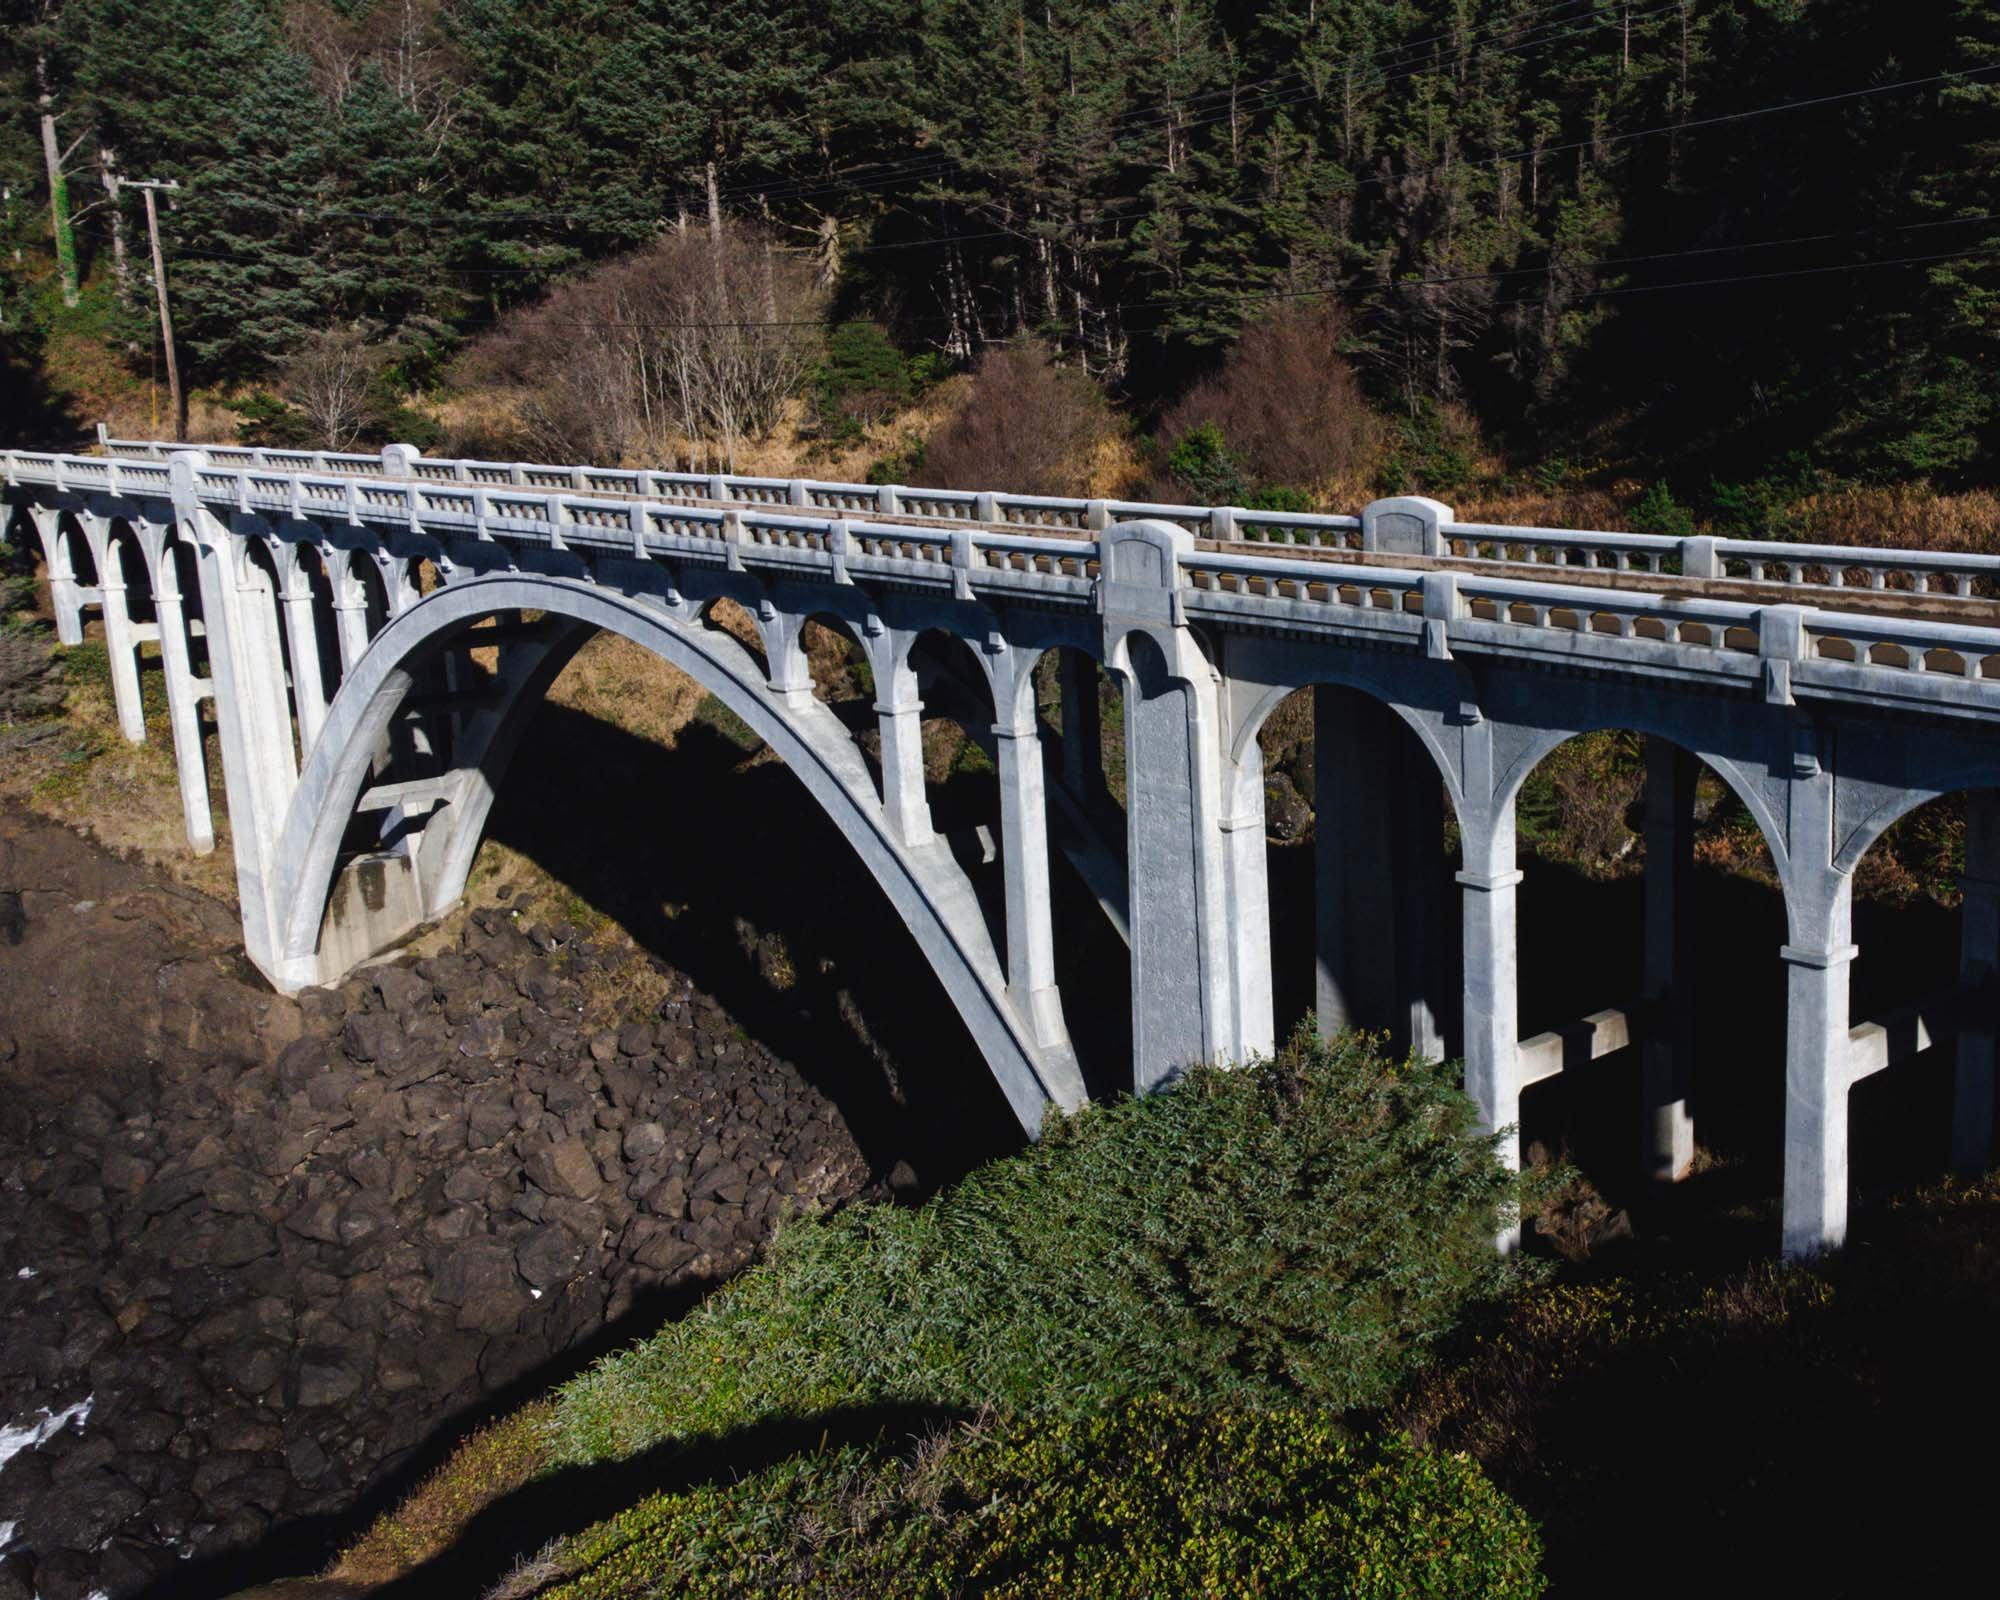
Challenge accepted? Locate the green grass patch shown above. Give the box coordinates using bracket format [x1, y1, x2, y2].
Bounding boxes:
[548, 1398, 1542, 1599]
[691, 693, 760, 753]
[555, 1030, 1523, 1462]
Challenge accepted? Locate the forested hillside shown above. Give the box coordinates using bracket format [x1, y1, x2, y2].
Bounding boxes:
[1, 0, 1996, 493]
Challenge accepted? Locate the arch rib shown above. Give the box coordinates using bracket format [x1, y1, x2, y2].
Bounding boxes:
[267, 574, 1082, 1135]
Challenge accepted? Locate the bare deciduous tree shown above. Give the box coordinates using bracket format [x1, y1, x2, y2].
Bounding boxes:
[915, 340, 1119, 496]
[283, 326, 385, 450]
[1158, 304, 1381, 493]
[462, 222, 827, 469]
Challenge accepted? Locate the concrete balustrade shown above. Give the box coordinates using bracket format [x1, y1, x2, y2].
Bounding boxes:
[9, 435, 2000, 1262]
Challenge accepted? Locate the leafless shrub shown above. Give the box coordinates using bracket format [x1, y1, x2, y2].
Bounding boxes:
[1157, 303, 1381, 495]
[462, 223, 827, 468]
[282, 325, 386, 450]
[913, 339, 1117, 496]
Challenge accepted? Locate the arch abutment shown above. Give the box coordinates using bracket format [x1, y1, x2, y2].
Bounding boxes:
[1103, 521, 1238, 1089]
[25, 505, 86, 645]
[869, 628, 933, 848]
[1954, 790, 2000, 1177]
[79, 512, 147, 745]
[1780, 753, 1856, 1260]
[1458, 714, 1523, 1250]
[141, 523, 215, 854]
[1642, 738, 1699, 1183]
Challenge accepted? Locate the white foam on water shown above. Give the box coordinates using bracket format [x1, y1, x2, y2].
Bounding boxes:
[0, 1393, 92, 1473]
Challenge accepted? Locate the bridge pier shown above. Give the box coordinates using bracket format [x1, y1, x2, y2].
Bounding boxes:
[133, 518, 215, 855]
[23, 504, 86, 646]
[1104, 522, 1238, 1091]
[1781, 754, 1856, 1259]
[993, 713, 1071, 1057]
[275, 543, 331, 756]
[1458, 710, 1523, 1250]
[84, 519, 149, 747]
[1954, 790, 2000, 1176]
[1642, 739, 1699, 1183]
[867, 626, 935, 848]
[173, 462, 302, 974]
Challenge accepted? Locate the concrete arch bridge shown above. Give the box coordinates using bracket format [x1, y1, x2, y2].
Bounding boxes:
[11, 433, 2000, 1259]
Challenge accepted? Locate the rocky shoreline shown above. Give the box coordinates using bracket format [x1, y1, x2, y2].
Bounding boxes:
[0, 804, 887, 1599]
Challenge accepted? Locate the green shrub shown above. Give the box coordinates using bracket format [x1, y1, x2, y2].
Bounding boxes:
[554, 1030, 1521, 1464]
[815, 321, 913, 440]
[1244, 482, 1317, 513]
[549, 1398, 1543, 1599]
[1376, 400, 1480, 498]
[1164, 419, 1250, 504]
[1705, 452, 1835, 541]
[1628, 481, 1694, 539]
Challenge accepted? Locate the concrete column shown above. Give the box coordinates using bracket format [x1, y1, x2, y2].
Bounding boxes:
[1954, 790, 2000, 1176]
[174, 478, 300, 975]
[89, 531, 148, 746]
[329, 551, 375, 673]
[280, 577, 330, 757]
[1058, 651, 1104, 805]
[993, 719, 1070, 1053]
[149, 537, 215, 854]
[1460, 808, 1524, 1249]
[1121, 631, 1235, 1089]
[867, 628, 933, 849]
[1224, 757, 1275, 1061]
[874, 701, 933, 847]
[1642, 738, 1698, 1182]
[1780, 924, 1855, 1259]
[25, 507, 85, 645]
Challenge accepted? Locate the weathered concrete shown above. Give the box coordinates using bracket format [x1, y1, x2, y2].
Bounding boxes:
[12, 438, 2000, 1260]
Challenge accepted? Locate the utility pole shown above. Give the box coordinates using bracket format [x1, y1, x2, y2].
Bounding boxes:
[125, 178, 184, 442]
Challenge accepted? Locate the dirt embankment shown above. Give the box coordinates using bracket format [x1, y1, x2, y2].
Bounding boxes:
[0, 803, 880, 1600]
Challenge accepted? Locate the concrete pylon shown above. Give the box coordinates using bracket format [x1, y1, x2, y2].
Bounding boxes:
[1101, 520, 1237, 1092]
[1779, 746, 1856, 1260]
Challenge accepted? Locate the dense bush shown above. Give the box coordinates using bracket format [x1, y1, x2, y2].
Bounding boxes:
[1156, 304, 1379, 503]
[547, 1398, 1544, 1599]
[554, 1030, 1521, 1463]
[913, 340, 1118, 496]
[813, 321, 912, 439]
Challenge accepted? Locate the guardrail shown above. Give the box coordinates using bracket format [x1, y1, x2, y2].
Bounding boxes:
[89, 428, 2000, 604]
[10, 442, 2000, 720]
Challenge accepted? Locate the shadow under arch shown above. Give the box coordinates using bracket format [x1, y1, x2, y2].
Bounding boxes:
[1227, 671, 1464, 1055]
[1496, 718, 1792, 902]
[266, 574, 1076, 1138]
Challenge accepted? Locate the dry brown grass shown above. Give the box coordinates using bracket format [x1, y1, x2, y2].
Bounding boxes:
[332, 1403, 558, 1587]
[0, 622, 241, 905]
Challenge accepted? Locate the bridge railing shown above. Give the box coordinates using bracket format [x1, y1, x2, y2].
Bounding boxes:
[91, 427, 2000, 605]
[15, 442, 2000, 717]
